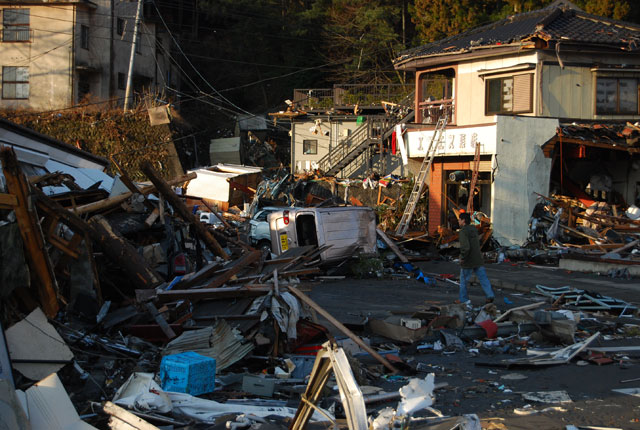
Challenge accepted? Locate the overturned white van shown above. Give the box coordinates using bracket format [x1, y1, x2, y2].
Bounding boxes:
[268, 206, 377, 262]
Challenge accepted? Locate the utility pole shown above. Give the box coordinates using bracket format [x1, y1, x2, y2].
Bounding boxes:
[124, 0, 143, 112]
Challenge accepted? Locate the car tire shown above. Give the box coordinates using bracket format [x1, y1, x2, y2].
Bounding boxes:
[257, 240, 272, 260]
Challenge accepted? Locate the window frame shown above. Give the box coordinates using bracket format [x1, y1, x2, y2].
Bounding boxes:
[2, 66, 29, 99]
[303, 139, 318, 155]
[595, 76, 639, 115]
[2, 8, 31, 42]
[485, 73, 533, 115]
[116, 17, 125, 36]
[117, 72, 126, 90]
[80, 25, 89, 50]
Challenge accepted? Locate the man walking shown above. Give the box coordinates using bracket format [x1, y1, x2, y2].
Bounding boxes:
[457, 212, 495, 305]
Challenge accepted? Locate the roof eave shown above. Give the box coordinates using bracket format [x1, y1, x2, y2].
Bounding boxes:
[394, 44, 532, 71]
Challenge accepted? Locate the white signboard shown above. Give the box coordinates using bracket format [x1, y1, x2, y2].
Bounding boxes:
[406, 124, 497, 157]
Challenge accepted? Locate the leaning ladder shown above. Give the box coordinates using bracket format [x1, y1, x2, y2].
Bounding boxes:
[394, 114, 448, 236]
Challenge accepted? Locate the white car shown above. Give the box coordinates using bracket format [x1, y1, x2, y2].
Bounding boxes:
[248, 207, 282, 253]
[199, 212, 224, 228]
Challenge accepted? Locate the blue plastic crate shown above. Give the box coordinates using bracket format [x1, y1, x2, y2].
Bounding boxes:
[159, 351, 216, 395]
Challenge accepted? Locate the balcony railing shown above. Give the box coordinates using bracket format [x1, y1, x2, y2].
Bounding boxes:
[418, 99, 455, 125]
[293, 84, 413, 111]
[2, 28, 32, 42]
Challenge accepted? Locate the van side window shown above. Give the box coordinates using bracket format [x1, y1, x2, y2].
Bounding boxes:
[255, 211, 269, 221]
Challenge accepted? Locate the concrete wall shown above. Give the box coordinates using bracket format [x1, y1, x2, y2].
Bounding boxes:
[0, 1, 174, 111]
[0, 5, 75, 110]
[492, 115, 558, 245]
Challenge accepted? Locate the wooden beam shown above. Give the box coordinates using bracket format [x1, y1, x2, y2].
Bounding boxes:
[376, 228, 409, 263]
[0, 147, 59, 317]
[287, 286, 400, 374]
[73, 172, 196, 215]
[140, 162, 229, 260]
[0, 192, 17, 208]
[89, 215, 164, 290]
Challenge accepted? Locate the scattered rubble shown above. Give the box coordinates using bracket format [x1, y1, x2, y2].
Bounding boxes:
[1, 142, 640, 430]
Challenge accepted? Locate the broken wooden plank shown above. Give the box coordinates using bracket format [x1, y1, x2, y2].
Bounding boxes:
[144, 302, 176, 340]
[0, 147, 59, 317]
[103, 401, 160, 430]
[287, 286, 400, 374]
[205, 250, 261, 288]
[172, 261, 223, 289]
[376, 228, 409, 263]
[231, 267, 321, 284]
[73, 172, 196, 215]
[0, 192, 17, 208]
[141, 162, 229, 260]
[494, 301, 547, 323]
[157, 285, 272, 303]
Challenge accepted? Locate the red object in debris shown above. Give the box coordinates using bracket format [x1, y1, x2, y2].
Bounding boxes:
[477, 320, 498, 339]
[391, 130, 397, 155]
[283, 210, 289, 225]
[172, 253, 187, 275]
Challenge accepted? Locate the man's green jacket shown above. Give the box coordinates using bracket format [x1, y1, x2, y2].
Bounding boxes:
[459, 224, 484, 269]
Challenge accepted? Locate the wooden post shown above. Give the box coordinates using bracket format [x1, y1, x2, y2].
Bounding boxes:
[88, 215, 164, 290]
[0, 147, 59, 317]
[140, 162, 229, 260]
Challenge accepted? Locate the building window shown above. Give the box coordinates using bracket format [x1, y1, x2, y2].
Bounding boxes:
[418, 69, 455, 124]
[116, 17, 125, 36]
[2, 66, 29, 99]
[78, 77, 90, 102]
[486, 73, 533, 115]
[303, 139, 317, 155]
[596, 77, 638, 115]
[80, 25, 89, 50]
[3, 9, 30, 42]
[117, 72, 126, 90]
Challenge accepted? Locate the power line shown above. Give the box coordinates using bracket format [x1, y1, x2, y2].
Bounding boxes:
[150, 0, 250, 116]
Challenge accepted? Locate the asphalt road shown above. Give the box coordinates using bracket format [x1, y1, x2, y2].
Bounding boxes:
[302, 261, 640, 429]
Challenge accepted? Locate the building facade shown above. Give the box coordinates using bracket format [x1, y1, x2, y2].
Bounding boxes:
[0, 0, 181, 111]
[394, 0, 640, 244]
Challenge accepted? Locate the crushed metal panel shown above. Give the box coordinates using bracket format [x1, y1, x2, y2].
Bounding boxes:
[162, 320, 253, 371]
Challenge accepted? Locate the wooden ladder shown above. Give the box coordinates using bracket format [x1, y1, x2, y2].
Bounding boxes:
[466, 141, 482, 213]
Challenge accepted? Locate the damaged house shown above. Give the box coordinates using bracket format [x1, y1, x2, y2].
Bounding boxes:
[393, 0, 640, 245]
[272, 84, 414, 178]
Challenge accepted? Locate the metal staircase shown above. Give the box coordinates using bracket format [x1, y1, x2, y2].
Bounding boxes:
[317, 119, 381, 177]
[394, 114, 448, 236]
[317, 112, 415, 178]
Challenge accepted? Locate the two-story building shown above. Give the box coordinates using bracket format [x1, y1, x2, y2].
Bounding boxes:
[394, 0, 640, 245]
[0, 0, 186, 111]
[273, 83, 414, 179]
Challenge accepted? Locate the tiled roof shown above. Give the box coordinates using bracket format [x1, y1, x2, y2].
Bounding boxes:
[395, 1, 640, 66]
[557, 122, 640, 146]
